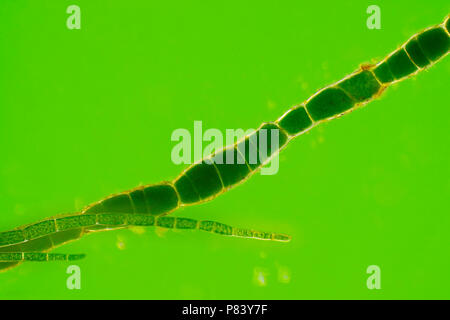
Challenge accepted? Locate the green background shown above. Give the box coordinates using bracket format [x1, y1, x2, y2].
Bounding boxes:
[0, 0, 449, 299]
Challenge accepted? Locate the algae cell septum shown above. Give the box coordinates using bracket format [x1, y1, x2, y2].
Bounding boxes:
[0, 16, 449, 272]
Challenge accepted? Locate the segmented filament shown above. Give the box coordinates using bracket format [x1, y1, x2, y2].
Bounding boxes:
[0, 253, 85, 262]
[0, 214, 290, 262]
[0, 15, 448, 270]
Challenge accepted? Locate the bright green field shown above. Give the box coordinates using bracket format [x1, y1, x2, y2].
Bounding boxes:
[0, 1, 449, 299]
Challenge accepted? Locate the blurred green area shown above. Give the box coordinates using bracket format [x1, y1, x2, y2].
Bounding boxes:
[0, 0, 449, 299]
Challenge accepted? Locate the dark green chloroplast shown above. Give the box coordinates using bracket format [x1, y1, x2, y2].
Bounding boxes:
[235, 123, 287, 170]
[100, 194, 133, 214]
[176, 162, 223, 201]
[386, 48, 418, 79]
[56, 214, 96, 231]
[129, 189, 149, 213]
[23, 220, 56, 240]
[174, 217, 197, 229]
[373, 61, 395, 84]
[97, 213, 126, 226]
[0, 230, 24, 247]
[212, 146, 251, 188]
[257, 123, 288, 163]
[405, 38, 431, 68]
[417, 27, 450, 62]
[126, 214, 155, 226]
[278, 106, 313, 135]
[236, 131, 260, 171]
[156, 216, 175, 228]
[306, 87, 355, 121]
[338, 70, 381, 102]
[174, 174, 201, 204]
[84, 184, 179, 215]
[50, 228, 83, 246]
[142, 184, 179, 215]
